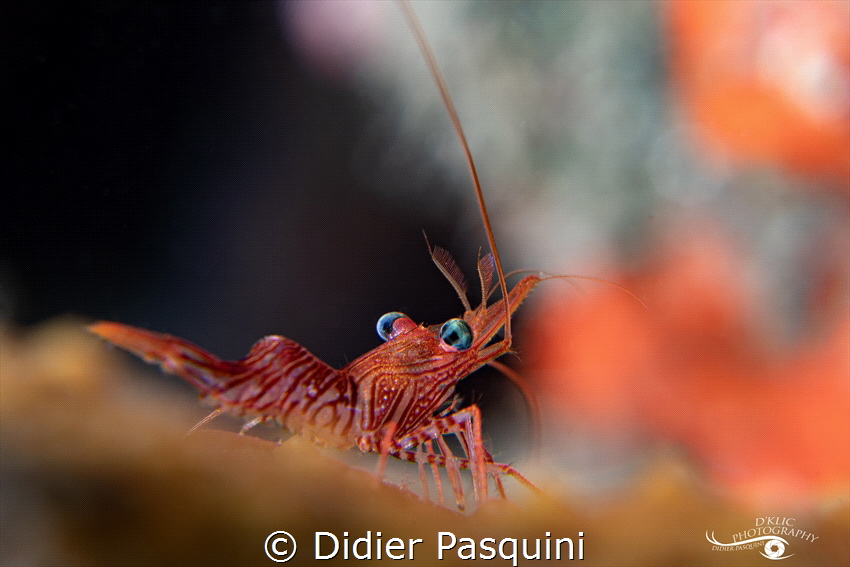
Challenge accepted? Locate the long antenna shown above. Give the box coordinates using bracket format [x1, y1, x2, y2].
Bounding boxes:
[396, 1, 512, 345]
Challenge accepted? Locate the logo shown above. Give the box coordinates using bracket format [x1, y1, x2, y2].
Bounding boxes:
[706, 517, 819, 561]
[706, 532, 792, 560]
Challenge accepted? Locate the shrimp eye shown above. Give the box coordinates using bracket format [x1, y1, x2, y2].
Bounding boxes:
[439, 318, 473, 351]
[376, 312, 408, 341]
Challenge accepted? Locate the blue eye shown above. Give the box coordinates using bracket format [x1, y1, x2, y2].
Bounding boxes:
[439, 318, 473, 350]
[376, 312, 408, 341]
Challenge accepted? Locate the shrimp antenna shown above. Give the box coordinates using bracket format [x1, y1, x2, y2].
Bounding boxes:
[397, 1, 512, 346]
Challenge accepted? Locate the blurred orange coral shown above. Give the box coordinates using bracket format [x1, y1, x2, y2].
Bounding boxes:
[665, 0, 850, 186]
[523, 219, 850, 506]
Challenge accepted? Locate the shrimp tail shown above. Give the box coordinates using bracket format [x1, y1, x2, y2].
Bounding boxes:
[89, 322, 342, 425]
[88, 321, 240, 392]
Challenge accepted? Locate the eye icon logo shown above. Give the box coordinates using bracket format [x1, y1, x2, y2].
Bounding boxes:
[706, 532, 794, 561]
[265, 531, 297, 563]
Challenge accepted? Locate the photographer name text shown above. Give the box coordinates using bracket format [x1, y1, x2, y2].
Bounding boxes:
[311, 530, 583, 563]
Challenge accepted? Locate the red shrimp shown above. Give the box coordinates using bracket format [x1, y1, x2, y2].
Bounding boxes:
[90, 1, 555, 510]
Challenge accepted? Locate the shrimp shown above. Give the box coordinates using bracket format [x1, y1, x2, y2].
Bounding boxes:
[89, 1, 546, 511]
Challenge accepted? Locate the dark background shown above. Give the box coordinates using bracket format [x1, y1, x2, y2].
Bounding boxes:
[2, 1, 530, 445]
[2, 2, 483, 359]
